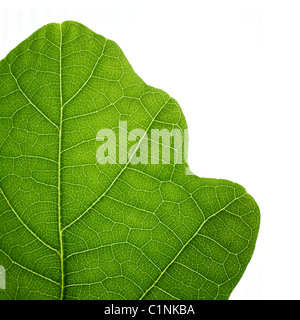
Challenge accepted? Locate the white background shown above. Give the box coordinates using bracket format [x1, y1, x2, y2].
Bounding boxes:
[1, 0, 299, 300]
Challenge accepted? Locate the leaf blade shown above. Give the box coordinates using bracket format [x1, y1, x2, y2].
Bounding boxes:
[0, 21, 260, 300]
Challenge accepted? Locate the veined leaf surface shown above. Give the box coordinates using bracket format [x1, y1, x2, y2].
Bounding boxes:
[0, 21, 260, 300]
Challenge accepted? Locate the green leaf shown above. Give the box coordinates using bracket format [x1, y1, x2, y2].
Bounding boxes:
[0, 21, 260, 300]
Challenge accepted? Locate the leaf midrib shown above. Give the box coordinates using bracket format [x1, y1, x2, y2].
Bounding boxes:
[58, 23, 64, 300]
[56, 25, 108, 300]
